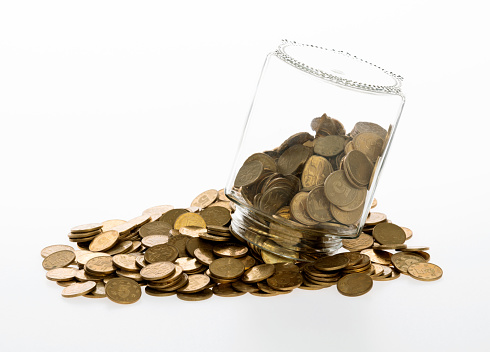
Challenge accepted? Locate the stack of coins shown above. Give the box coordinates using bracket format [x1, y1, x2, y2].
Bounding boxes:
[41, 191, 443, 303]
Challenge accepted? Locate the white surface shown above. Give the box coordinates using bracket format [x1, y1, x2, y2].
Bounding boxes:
[1, 1, 489, 351]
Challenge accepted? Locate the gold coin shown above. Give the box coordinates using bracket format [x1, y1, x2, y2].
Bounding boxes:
[213, 243, 248, 258]
[112, 254, 139, 272]
[277, 144, 312, 175]
[352, 132, 383, 163]
[209, 257, 245, 280]
[200, 207, 231, 227]
[339, 252, 363, 267]
[140, 262, 176, 281]
[199, 233, 231, 242]
[149, 266, 183, 286]
[259, 187, 294, 215]
[144, 244, 179, 263]
[85, 256, 116, 275]
[70, 223, 103, 234]
[105, 240, 133, 256]
[245, 153, 277, 172]
[342, 233, 374, 251]
[141, 234, 169, 247]
[241, 264, 275, 283]
[105, 277, 141, 304]
[174, 213, 206, 230]
[61, 281, 96, 298]
[373, 243, 407, 250]
[238, 255, 256, 270]
[256, 282, 291, 295]
[336, 187, 366, 212]
[330, 203, 363, 225]
[89, 230, 119, 252]
[177, 274, 210, 293]
[67, 228, 102, 239]
[142, 205, 174, 219]
[337, 273, 373, 297]
[41, 244, 74, 258]
[277, 132, 314, 154]
[360, 249, 392, 265]
[186, 237, 211, 257]
[75, 251, 110, 266]
[139, 221, 172, 238]
[42, 250, 76, 270]
[212, 283, 246, 297]
[371, 198, 377, 208]
[177, 288, 213, 301]
[175, 257, 202, 273]
[168, 235, 192, 257]
[314, 254, 350, 271]
[75, 269, 103, 282]
[274, 262, 300, 273]
[179, 226, 207, 238]
[401, 227, 413, 240]
[351, 121, 387, 139]
[234, 160, 264, 187]
[306, 186, 333, 222]
[116, 270, 143, 281]
[399, 246, 430, 252]
[313, 135, 346, 157]
[373, 223, 406, 245]
[344, 150, 373, 187]
[46, 267, 78, 282]
[267, 271, 303, 291]
[261, 250, 296, 264]
[365, 212, 387, 226]
[301, 155, 333, 191]
[391, 252, 427, 273]
[232, 281, 259, 293]
[407, 262, 443, 281]
[191, 189, 219, 208]
[290, 192, 319, 226]
[208, 201, 233, 213]
[145, 287, 177, 297]
[218, 188, 228, 202]
[159, 208, 189, 227]
[101, 219, 127, 232]
[324, 170, 363, 207]
[84, 281, 107, 298]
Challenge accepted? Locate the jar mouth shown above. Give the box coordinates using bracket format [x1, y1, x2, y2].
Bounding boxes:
[274, 39, 403, 95]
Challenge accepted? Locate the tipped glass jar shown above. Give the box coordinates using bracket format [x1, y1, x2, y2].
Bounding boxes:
[226, 40, 405, 262]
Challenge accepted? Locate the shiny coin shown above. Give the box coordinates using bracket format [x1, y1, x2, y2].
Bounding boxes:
[194, 248, 217, 265]
[142, 205, 174, 219]
[290, 192, 319, 226]
[70, 223, 103, 234]
[274, 262, 300, 273]
[144, 244, 179, 263]
[75, 269, 103, 282]
[267, 271, 303, 291]
[175, 257, 202, 273]
[301, 155, 333, 191]
[105, 277, 142, 304]
[401, 227, 413, 240]
[407, 262, 443, 281]
[256, 282, 291, 295]
[373, 223, 406, 245]
[200, 207, 231, 226]
[177, 274, 210, 293]
[177, 288, 213, 301]
[76, 251, 110, 266]
[245, 153, 277, 172]
[218, 188, 228, 201]
[179, 226, 207, 238]
[191, 189, 218, 208]
[360, 249, 392, 265]
[232, 281, 259, 293]
[89, 230, 119, 252]
[174, 213, 207, 230]
[213, 243, 248, 258]
[85, 256, 116, 275]
[105, 240, 133, 256]
[209, 257, 245, 280]
[159, 208, 189, 227]
[139, 221, 172, 238]
[112, 254, 139, 272]
[42, 250, 76, 270]
[61, 281, 96, 298]
[242, 264, 275, 283]
[342, 233, 374, 251]
[261, 250, 296, 264]
[46, 267, 78, 282]
[399, 246, 430, 252]
[337, 273, 373, 297]
[339, 252, 363, 267]
[67, 229, 102, 239]
[84, 281, 107, 298]
[102, 219, 127, 232]
[277, 132, 314, 154]
[41, 244, 74, 258]
[234, 160, 264, 187]
[141, 234, 169, 247]
[239, 256, 256, 270]
[140, 262, 175, 281]
[306, 186, 333, 222]
[277, 144, 312, 175]
[373, 243, 407, 250]
[324, 170, 363, 207]
[391, 251, 427, 273]
[199, 233, 230, 242]
[213, 283, 246, 297]
[313, 135, 346, 157]
[330, 203, 363, 225]
[352, 132, 383, 163]
[314, 254, 350, 271]
[168, 235, 192, 257]
[365, 212, 387, 226]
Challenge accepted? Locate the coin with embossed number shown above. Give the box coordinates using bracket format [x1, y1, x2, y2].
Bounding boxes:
[191, 189, 218, 208]
[42, 250, 76, 270]
[105, 277, 141, 304]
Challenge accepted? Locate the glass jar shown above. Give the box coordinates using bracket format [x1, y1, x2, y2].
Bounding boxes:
[226, 40, 405, 262]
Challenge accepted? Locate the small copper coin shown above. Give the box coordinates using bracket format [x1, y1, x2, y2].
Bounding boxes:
[337, 273, 373, 297]
[140, 262, 176, 281]
[144, 244, 179, 263]
[342, 233, 374, 251]
[85, 256, 116, 275]
[177, 288, 213, 301]
[267, 271, 303, 291]
[360, 249, 392, 265]
[391, 252, 427, 273]
[175, 257, 203, 273]
[174, 213, 207, 230]
[41, 244, 74, 258]
[42, 250, 76, 270]
[105, 240, 133, 256]
[46, 267, 78, 281]
[232, 281, 259, 293]
[241, 264, 275, 283]
[314, 254, 350, 271]
[407, 262, 443, 281]
[365, 212, 387, 226]
[105, 277, 142, 304]
[168, 235, 192, 257]
[141, 235, 169, 247]
[139, 221, 172, 238]
[209, 257, 245, 280]
[212, 283, 246, 297]
[102, 219, 127, 232]
[191, 189, 219, 208]
[234, 160, 264, 187]
[70, 223, 103, 234]
[89, 230, 119, 252]
[159, 208, 189, 227]
[112, 254, 139, 272]
[61, 281, 97, 297]
[373, 223, 406, 245]
[177, 274, 210, 293]
[194, 247, 217, 266]
[200, 207, 231, 227]
[213, 243, 248, 258]
[179, 226, 207, 238]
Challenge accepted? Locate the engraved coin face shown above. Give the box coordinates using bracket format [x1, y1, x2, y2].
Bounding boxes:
[337, 273, 373, 297]
[139, 221, 172, 238]
[89, 230, 119, 252]
[372, 223, 406, 245]
[407, 262, 443, 281]
[200, 207, 231, 227]
[42, 250, 76, 270]
[391, 252, 427, 273]
[61, 281, 97, 298]
[301, 155, 333, 191]
[277, 144, 312, 175]
[105, 278, 142, 304]
[244, 153, 277, 172]
[267, 271, 303, 291]
[177, 274, 210, 293]
[144, 244, 179, 263]
[209, 258, 245, 280]
[191, 189, 219, 208]
[41, 244, 74, 258]
[290, 192, 319, 226]
[242, 264, 275, 283]
[234, 160, 264, 188]
[324, 170, 363, 207]
[140, 261, 176, 281]
[313, 135, 346, 157]
[352, 132, 383, 163]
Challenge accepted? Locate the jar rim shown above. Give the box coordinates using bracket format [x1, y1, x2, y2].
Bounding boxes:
[274, 39, 404, 96]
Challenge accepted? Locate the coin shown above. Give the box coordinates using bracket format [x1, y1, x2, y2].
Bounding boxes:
[112, 254, 139, 272]
[159, 208, 189, 226]
[85, 256, 116, 275]
[144, 244, 179, 263]
[142, 205, 174, 219]
[401, 227, 413, 240]
[337, 273, 373, 297]
[46, 267, 78, 282]
[360, 249, 392, 265]
[179, 226, 207, 238]
[61, 281, 96, 298]
[84, 281, 107, 298]
[301, 155, 333, 191]
[175, 257, 202, 273]
[259, 187, 294, 215]
[324, 170, 363, 207]
[67, 228, 102, 239]
[70, 223, 103, 234]
[407, 262, 443, 281]
[313, 135, 346, 157]
[373, 223, 406, 245]
[174, 213, 207, 230]
[41, 244, 74, 258]
[42, 250, 76, 270]
[342, 233, 374, 251]
[373, 243, 407, 250]
[105, 240, 133, 256]
[89, 230, 119, 252]
[232, 281, 259, 293]
[212, 283, 246, 297]
[177, 274, 210, 293]
[105, 277, 141, 304]
[290, 192, 319, 226]
[177, 288, 213, 301]
[213, 243, 248, 258]
[209, 257, 245, 280]
[399, 246, 430, 252]
[191, 189, 218, 208]
[141, 235, 169, 247]
[365, 212, 387, 226]
[141, 262, 176, 281]
[145, 287, 177, 297]
[101, 219, 127, 232]
[261, 250, 296, 264]
[241, 264, 275, 283]
[277, 144, 312, 175]
[200, 207, 231, 227]
[238, 255, 256, 270]
[344, 150, 374, 187]
[234, 160, 264, 187]
[256, 282, 291, 295]
[306, 186, 333, 222]
[330, 203, 363, 225]
[139, 221, 172, 238]
[168, 235, 192, 257]
[208, 201, 233, 213]
[267, 271, 303, 291]
[351, 121, 387, 139]
[391, 252, 427, 273]
[352, 132, 383, 163]
[314, 254, 350, 271]
[218, 188, 228, 202]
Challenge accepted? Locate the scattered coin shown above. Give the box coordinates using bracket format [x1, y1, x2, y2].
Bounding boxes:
[407, 262, 443, 281]
[42, 250, 76, 270]
[144, 244, 179, 263]
[105, 277, 142, 304]
[242, 264, 275, 283]
[373, 223, 406, 245]
[61, 281, 97, 298]
[191, 189, 218, 208]
[70, 223, 103, 234]
[46, 267, 78, 282]
[41, 244, 74, 258]
[174, 213, 207, 230]
[177, 288, 213, 301]
[89, 230, 119, 252]
[177, 274, 210, 293]
[209, 258, 245, 280]
[337, 273, 373, 297]
[140, 262, 176, 281]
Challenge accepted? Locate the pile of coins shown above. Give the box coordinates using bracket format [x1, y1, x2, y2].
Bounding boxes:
[41, 189, 443, 303]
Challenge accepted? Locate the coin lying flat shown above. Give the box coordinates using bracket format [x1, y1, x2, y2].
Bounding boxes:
[177, 288, 213, 301]
[41, 244, 74, 258]
[70, 223, 103, 234]
[42, 250, 76, 270]
[337, 273, 373, 297]
[391, 252, 427, 273]
[141, 235, 169, 247]
[213, 244, 248, 258]
[314, 254, 350, 271]
[267, 271, 303, 291]
[61, 281, 97, 298]
[212, 283, 246, 297]
[105, 278, 142, 304]
[139, 221, 172, 238]
[242, 264, 275, 283]
[140, 262, 176, 281]
[144, 244, 179, 263]
[112, 254, 139, 272]
[232, 281, 259, 293]
[85, 256, 116, 276]
[46, 267, 78, 282]
[159, 208, 189, 227]
[342, 233, 374, 251]
[407, 262, 443, 281]
[209, 258, 245, 280]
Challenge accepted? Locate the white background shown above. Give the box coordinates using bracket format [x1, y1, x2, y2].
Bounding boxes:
[1, 1, 489, 351]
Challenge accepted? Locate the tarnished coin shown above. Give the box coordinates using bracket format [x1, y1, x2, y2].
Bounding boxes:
[174, 213, 207, 230]
[245, 153, 277, 173]
[373, 223, 406, 245]
[261, 250, 297, 264]
[140, 262, 176, 281]
[168, 235, 192, 257]
[89, 230, 119, 252]
[232, 281, 259, 293]
[186, 237, 211, 257]
[313, 135, 346, 157]
[306, 186, 333, 222]
[391, 251, 427, 273]
[337, 273, 373, 297]
[159, 208, 189, 227]
[213, 243, 248, 258]
[177, 288, 213, 301]
[324, 170, 363, 207]
[46, 267, 78, 282]
[352, 132, 383, 163]
[191, 189, 218, 208]
[175, 257, 202, 273]
[144, 244, 179, 264]
[365, 212, 387, 226]
[139, 221, 172, 238]
[234, 160, 264, 187]
[267, 271, 303, 291]
[277, 132, 314, 154]
[360, 249, 392, 265]
[301, 155, 333, 191]
[200, 207, 231, 227]
[213, 283, 246, 297]
[330, 203, 363, 225]
[342, 233, 374, 251]
[277, 144, 312, 175]
[290, 192, 319, 226]
[314, 254, 350, 271]
[85, 256, 116, 275]
[259, 187, 294, 216]
[105, 240, 133, 256]
[105, 277, 141, 304]
[209, 257, 245, 280]
[70, 223, 103, 234]
[407, 262, 443, 281]
[141, 235, 169, 247]
[351, 121, 387, 139]
[344, 150, 373, 187]
[242, 264, 275, 283]
[101, 219, 127, 232]
[112, 254, 139, 272]
[41, 244, 74, 258]
[177, 274, 210, 293]
[61, 281, 96, 298]
[42, 250, 76, 270]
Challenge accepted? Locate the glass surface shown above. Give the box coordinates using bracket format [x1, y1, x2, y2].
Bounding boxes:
[226, 40, 405, 262]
